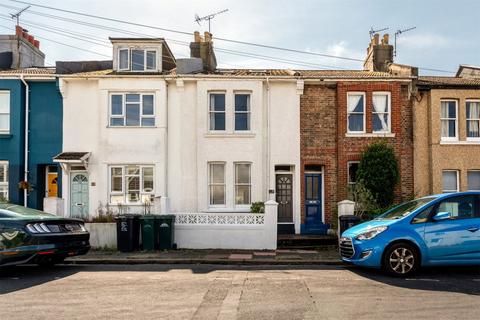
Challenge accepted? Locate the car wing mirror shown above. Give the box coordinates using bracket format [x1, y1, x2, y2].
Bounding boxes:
[433, 211, 451, 221]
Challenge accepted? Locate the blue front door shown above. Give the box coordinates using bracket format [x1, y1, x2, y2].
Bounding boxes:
[424, 194, 480, 262]
[303, 173, 327, 234]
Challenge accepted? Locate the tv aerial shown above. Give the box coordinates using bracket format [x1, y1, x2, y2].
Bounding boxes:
[195, 9, 229, 33]
[369, 26, 389, 39]
[394, 27, 416, 57]
[10, 5, 30, 25]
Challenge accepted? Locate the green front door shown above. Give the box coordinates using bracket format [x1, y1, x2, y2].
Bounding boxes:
[70, 172, 89, 219]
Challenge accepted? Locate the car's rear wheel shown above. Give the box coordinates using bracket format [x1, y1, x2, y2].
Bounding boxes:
[383, 243, 419, 277]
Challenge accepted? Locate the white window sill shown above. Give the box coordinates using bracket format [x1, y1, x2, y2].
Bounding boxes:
[440, 140, 480, 145]
[205, 132, 256, 138]
[345, 133, 395, 138]
[203, 209, 251, 213]
[107, 126, 158, 129]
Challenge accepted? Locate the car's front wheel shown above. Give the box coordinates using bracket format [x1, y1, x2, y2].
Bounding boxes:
[383, 243, 419, 277]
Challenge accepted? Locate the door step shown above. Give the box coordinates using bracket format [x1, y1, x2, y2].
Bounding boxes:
[277, 224, 295, 234]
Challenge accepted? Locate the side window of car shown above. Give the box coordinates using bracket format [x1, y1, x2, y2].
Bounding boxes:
[412, 205, 434, 224]
[435, 195, 476, 220]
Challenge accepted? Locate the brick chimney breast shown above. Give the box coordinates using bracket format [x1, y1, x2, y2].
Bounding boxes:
[363, 33, 393, 72]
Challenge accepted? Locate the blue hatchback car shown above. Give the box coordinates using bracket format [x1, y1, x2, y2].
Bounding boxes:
[340, 192, 480, 276]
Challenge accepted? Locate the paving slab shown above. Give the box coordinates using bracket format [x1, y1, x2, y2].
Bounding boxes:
[228, 254, 253, 260]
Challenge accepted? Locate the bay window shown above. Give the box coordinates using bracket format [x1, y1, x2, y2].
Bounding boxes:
[0, 91, 9, 134]
[208, 163, 225, 205]
[235, 163, 251, 205]
[441, 100, 458, 140]
[372, 92, 391, 133]
[466, 100, 480, 139]
[0, 161, 8, 200]
[110, 93, 155, 127]
[109, 165, 154, 204]
[347, 93, 365, 133]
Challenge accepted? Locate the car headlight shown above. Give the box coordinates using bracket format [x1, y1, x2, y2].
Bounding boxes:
[355, 226, 388, 240]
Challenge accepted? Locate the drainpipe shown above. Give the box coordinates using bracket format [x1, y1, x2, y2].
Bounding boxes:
[266, 76, 271, 200]
[20, 75, 29, 207]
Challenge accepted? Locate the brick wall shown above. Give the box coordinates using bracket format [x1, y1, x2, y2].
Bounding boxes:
[300, 84, 338, 225]
[300, 81, 414, 228]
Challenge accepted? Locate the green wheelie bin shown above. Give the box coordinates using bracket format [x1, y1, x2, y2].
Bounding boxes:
[157, 215, 176, 250]
[140, 215, 158, 251]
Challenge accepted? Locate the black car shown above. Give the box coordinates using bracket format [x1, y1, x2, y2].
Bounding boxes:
[0, 203, 90, 267]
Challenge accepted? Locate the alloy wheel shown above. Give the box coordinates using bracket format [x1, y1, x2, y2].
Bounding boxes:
[389, 247, 415, 274]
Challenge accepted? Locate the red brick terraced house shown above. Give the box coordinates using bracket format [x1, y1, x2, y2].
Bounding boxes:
[297, 34, 417, 234]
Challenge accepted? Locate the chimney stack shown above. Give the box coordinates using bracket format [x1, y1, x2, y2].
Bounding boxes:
[189, 31, 217, 72]
[363, 33, 393, 72]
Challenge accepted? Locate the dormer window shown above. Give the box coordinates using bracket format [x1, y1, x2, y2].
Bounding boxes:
[118, 48, 157, 71]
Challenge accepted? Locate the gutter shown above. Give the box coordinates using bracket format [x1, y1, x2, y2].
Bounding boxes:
[20, 75, 29, 207]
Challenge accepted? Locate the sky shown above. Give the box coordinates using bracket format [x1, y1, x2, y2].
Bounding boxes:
[0, 0, 478, 75]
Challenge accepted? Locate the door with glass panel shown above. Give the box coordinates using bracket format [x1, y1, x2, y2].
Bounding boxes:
[304, 173, 323, 233]
[70, 172, 89, 219]
[276, 174, 293, 222]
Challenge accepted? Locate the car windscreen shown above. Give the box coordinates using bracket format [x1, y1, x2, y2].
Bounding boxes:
[376, 197, 438, 220]
[0, 204, 55, 217]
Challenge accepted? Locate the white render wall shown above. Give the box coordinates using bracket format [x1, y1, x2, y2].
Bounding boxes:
[61, 75, 302, 233]
[60, 78, 168, 216]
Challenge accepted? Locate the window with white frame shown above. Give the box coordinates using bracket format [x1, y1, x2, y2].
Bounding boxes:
[209, 93, 226, 131]
[347, 93, 365, 133]
[466, 100, 480, 139]
[208, 163, 225, 206]
[110, 93, 155, 127]
[235, 163, 251, 205]
[442, 170, 459, 193]
[372, 92, 391, 133]
[109, 165, 154, 204]
[0, 161, 8, 200]
[118, 48, 157, 71]
[234, 93, 251, 131]
[441, 100, 458, 140]
[0, 91, 10, 134]
[467, 170, 480, 191]
[347, 161, 360, 185]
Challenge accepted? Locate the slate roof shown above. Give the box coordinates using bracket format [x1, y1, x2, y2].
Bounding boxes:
[53, 152, 90, 162]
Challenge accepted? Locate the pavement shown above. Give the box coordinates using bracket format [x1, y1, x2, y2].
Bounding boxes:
[1, 264, 479, 319]
[65, 247, 341, 265]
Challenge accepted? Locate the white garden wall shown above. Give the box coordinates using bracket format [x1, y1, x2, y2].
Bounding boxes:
[174, 200, 278, 250]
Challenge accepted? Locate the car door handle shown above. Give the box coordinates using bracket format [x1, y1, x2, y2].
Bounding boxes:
[467, 227, 479, 233]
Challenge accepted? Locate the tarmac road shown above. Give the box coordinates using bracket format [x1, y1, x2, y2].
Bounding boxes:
[1, 264, 479, 320]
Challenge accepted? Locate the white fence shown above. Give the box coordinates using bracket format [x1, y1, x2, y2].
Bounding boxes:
[174, 200, 278, 250]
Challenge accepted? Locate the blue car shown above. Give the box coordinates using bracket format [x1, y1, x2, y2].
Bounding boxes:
[340, 192, 480, 276]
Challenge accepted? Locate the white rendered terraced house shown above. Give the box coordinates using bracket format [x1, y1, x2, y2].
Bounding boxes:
[57, 33, 304, 248]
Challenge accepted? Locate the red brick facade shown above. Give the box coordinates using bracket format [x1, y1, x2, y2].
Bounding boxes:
[300, 81, 414, 230]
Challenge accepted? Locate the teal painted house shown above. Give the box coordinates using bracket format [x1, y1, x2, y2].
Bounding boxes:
[0, 68, 63, 209]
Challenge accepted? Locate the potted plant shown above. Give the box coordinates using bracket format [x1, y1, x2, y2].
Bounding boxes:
[18, 180, 33, 192]
[250, 202, 265, 213]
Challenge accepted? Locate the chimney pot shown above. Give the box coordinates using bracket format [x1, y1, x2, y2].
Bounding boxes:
[373, 33, 380, 45]
[194, 31, 202, 43]
[22, 31, 28, 39]
[204, 31, 212, 42]
[27, 35, 34, 45]
[382, 34, 389, 45]
[33, 40, 40, 48]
